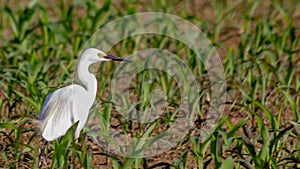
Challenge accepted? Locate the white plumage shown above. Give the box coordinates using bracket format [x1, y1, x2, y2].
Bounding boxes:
[38, 48, 126, 141]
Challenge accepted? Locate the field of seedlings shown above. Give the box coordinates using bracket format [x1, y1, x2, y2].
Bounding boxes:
[1, 0, 299, 168]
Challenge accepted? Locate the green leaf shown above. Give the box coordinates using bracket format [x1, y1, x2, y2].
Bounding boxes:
[4, 7, 19, 38]
[289, 121, 300, 134]
[227, 117, 249, 138]
[52, 121, 79, 168]
[0, 123, 16, 130]
[250, 98, 278, 129]
[280, 89, 299, 121]
[219, 156, 234, 169]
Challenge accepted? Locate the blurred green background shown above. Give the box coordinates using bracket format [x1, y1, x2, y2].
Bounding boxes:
[0, 0, 300, 168]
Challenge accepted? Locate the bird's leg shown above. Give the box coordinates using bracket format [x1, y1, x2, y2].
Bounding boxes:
[38, 140, 48, 168]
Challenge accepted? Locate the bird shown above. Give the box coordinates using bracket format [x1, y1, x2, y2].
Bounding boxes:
[38, 48, 127, 167]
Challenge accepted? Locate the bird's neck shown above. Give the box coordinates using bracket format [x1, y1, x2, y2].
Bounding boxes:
[77, 62, 97, 98]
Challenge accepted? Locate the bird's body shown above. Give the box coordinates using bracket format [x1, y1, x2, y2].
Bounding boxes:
[39, 84, 93, 141]
[38, 48, 126, 141]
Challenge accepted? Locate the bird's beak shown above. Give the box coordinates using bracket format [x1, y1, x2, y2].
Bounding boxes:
[103, 54, 131, 62]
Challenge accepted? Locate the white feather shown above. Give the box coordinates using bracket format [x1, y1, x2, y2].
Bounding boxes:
[39, 85, 86, 141]
[38, 48, 125, 141]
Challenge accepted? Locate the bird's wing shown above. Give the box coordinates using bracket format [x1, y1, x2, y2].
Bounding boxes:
[39, 91, 54, 121]
[39, 85, 80, 141]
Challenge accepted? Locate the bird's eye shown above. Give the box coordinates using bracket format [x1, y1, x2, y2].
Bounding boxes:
[97, 53, 106, 57]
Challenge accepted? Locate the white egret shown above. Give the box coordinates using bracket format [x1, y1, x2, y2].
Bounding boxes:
[38, 48, 127, 167]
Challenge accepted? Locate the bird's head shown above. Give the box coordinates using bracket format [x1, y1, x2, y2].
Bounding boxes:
[85, 48, 127, 63]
